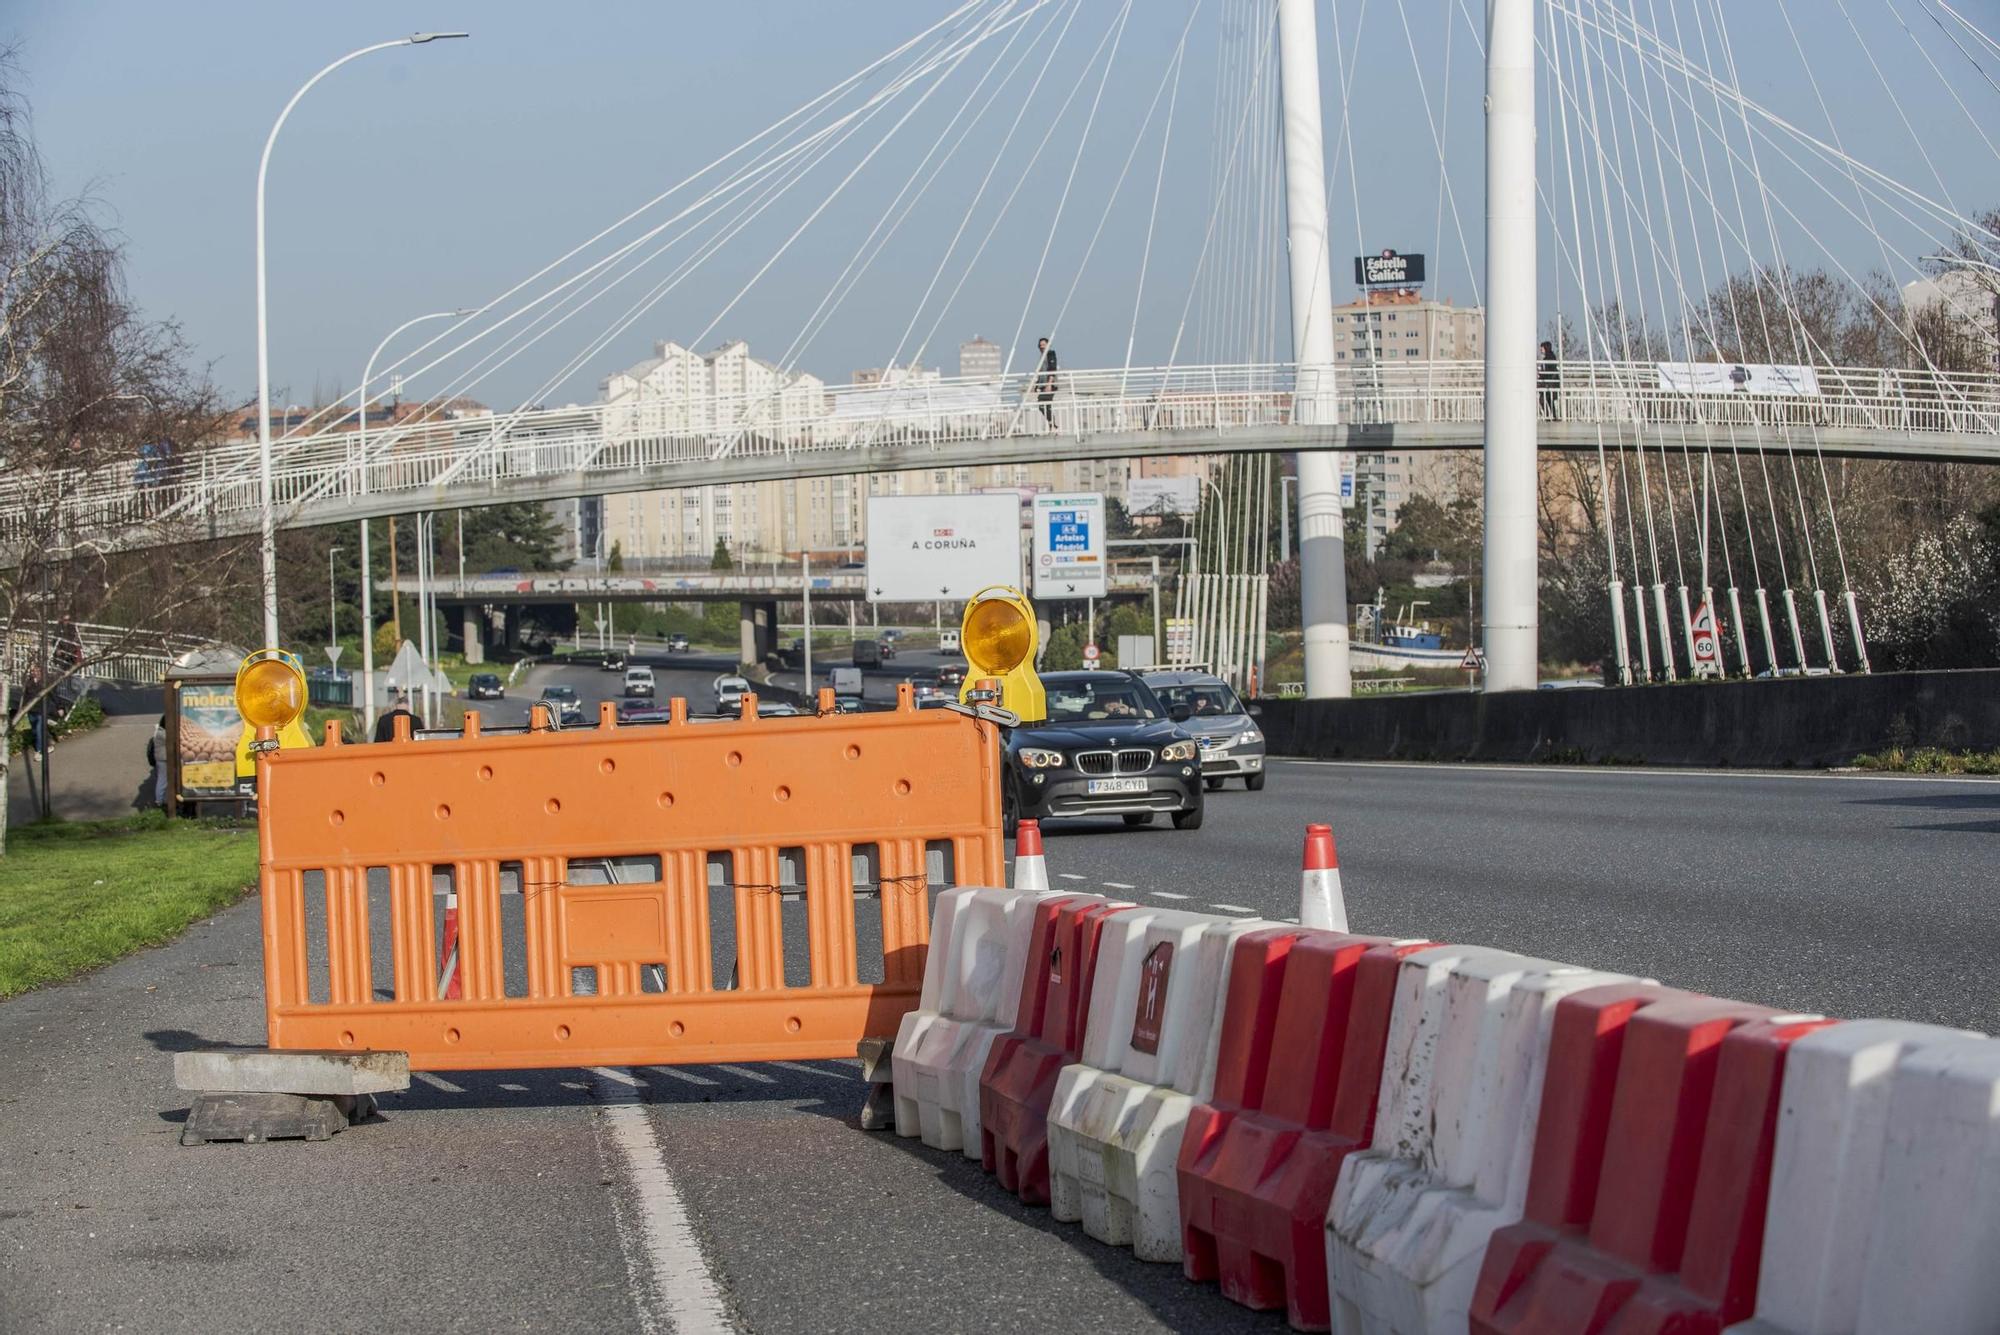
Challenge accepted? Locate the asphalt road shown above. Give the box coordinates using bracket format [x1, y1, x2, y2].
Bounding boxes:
[4, 707, 1995, 1332]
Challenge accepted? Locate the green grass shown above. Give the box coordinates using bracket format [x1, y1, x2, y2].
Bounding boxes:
[1852, 747, 2000, 776]
[0, 812, 259, 997]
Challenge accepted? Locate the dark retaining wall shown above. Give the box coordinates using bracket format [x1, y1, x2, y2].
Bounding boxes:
[1258, 669, 2000, 768]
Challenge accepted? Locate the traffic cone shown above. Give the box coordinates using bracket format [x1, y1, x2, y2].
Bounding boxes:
[1013, 819, 1050, 893]
[437, 884, 462, 1000]
[1300, 823, 1349, 931]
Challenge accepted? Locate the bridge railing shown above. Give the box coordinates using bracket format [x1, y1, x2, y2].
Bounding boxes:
[2, 360, 1995, 548]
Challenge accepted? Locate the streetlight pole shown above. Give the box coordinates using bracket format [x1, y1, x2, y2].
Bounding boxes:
[358, 307, 468, 731]
[327, 545, 343, 651]
[256, 31, 468, 650]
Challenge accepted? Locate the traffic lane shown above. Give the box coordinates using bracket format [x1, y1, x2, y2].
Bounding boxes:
[1027, 760, 2000, 1032]
[0, 898, 638, 1334]
[651, 1073, 1280, 1335]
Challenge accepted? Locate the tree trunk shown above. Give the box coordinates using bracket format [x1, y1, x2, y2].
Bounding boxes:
[0, 673, 12, 855]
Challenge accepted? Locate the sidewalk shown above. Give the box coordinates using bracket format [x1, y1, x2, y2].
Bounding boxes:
[6, 714, 159, 824]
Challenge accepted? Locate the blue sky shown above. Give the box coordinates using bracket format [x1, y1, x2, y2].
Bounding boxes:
[11, 1, 1997, 411]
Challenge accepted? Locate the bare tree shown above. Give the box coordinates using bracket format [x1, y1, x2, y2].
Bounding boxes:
[0, 51, 253, 846]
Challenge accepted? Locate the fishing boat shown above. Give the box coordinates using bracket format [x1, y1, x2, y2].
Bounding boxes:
[1350, 591, 1471, 669]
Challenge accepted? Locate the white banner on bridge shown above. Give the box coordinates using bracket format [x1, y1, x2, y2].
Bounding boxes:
[1032, 493, 1107, 599]
[1656, 362, 1821, 397]
[865, 494, 1021, 603]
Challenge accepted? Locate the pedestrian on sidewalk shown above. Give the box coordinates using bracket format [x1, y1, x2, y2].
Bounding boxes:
[147, 715, 168, 809]
[373, 690, 424, 742]
[1032, 337, 1059, 429]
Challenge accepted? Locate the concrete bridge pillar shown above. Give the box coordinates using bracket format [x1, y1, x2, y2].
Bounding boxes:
[462, 606, 485, 665]
[738, 600, 778, 668]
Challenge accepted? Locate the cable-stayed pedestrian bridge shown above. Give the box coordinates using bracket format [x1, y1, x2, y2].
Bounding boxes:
[10, 358, 1995, 553]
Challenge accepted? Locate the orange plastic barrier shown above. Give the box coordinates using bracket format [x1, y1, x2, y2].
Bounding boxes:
[256, 687, 1003, 1071]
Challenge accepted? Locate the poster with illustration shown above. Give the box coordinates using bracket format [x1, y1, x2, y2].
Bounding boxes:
[175, 681, 244, 797]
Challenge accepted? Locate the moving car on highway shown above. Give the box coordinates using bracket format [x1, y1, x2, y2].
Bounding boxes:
[467, 671, 505, 701]
[617, 697, 670, 724]
[1141, 669, 1266, 791]
[624, 666, 656, 697]
[1001, 670, 1203, 835]
[601, 650, 626, 672]
[713, 674, 750, 712]
[907, 671, 944, 702]
[539, 683, 584, 727]
[666, 633, 691, 653]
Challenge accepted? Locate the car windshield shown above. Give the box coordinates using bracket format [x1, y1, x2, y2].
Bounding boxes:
[1044, 679, 1160, 723]
[471, 674, 499, 686]
[1150, 681, 1243, 718]
[542, 686, 576, 700]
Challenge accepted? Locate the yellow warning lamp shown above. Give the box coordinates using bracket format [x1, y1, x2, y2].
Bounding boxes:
[235, 649, 308, 733]
[959, 585, 1044, 723]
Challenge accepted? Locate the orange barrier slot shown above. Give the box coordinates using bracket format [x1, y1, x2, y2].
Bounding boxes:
[257, 685, 1003, 1071]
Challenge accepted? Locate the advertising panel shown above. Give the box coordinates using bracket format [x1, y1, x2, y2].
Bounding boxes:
[1354, 249, 1426, 286]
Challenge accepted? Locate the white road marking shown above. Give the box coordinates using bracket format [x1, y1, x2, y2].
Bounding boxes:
[1058, 873, 1089, 881]
[1210, 903, 1256, 914]
[1103, 881, 1137, 890]
[647, 1066, 719, 1087]
[412, 1071, 463, 1093]
[595, 1067, 647, 1087]
[591, 1068, 734, 1334]
[713, 1064, 777, 1085]
[770, 1060, 855, 1081]
[499, 1082, 529, 1092]
[1148, 891, 1189, 900]
[1273, 758, 2000, 784]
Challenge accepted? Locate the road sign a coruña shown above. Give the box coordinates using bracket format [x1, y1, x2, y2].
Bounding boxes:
[864, 494, 1020, 603]
[1032, 493, 1107, 599]
[1460, 645, 1486, 672]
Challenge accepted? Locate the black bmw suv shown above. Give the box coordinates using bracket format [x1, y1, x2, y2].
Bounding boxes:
[1003, 671, 1204, 833]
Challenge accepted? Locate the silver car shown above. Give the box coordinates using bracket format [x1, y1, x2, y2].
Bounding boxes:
[1141, 670, 1267, 791]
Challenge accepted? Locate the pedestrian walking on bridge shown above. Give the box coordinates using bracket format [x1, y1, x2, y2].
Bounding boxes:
[1032, 337, 1059, 430]
[1538, 340, 1561, 419]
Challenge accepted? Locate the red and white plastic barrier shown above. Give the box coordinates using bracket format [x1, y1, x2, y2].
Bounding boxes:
[1048, 909, 1270, 1260]
[1324, 948, 1635, 1334]
[893, 886, 1041, 1155]
[889, 821, 2000, 1334]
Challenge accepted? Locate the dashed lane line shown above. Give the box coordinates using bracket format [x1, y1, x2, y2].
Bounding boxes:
[1210, 903, 1256, 914]
[646, 1066, 720, 1087]
[412, 1071, 464, 1093]
[713, 1064, 777, 1085]
[591, 1068, 735, 1334]
[1103, 881, 1137, 890]
[1058, 873, 1089, 881]
[1148, 891, 1189, 900]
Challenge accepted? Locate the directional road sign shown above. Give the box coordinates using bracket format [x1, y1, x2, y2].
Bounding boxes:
[1032, 493, 1107, 599]
[865, 494, 1021, 603]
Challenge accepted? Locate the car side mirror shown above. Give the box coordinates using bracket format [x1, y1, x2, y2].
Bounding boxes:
[1169, 703, 1193, 723]
[1248, 703, 1263, 716]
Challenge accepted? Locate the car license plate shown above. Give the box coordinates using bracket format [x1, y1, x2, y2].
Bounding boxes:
[1088, 777, 1147, 795]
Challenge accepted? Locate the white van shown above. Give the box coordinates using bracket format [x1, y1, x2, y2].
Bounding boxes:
[939, 629, 960, 653]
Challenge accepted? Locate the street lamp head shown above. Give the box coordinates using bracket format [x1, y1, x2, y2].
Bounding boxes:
[408, 31, 469, 43]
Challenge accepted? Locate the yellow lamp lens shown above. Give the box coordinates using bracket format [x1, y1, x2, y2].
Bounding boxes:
[964, 598, 1031, 674]
[237, 655, 305, 729]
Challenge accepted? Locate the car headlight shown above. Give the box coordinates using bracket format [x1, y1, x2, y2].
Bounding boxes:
[1238, 729, 1263, 747]
[1018, 747, 1066, 769]
[1159, 740, 1197, 762]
